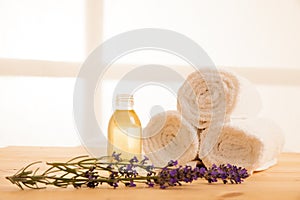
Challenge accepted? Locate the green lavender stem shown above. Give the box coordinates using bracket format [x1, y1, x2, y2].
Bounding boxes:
[6, 154, 249, 189]
[6, 155, 158, 189]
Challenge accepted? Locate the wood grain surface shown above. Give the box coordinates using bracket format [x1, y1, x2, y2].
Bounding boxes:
[0, 146, 299, 200]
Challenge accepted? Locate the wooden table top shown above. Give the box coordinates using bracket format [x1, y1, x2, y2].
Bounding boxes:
[0, 146, 299, 200]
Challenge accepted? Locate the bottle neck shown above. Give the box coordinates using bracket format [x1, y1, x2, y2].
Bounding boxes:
[115, 94, 134, 110]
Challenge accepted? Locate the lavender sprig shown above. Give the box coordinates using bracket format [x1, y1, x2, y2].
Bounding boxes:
[155, 162, 249, 189]
[6, 153, 249, 190]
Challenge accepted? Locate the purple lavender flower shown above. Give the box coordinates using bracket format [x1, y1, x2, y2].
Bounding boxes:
[112, 152, 122, 162]
[203, 164, 249, 184]
[154, 162, 249, 189]
[156, 164, 195, 188]
[118, 163, 138, 178]
[124, 180, 136, 187]
[140, 156, 149, 165]
[129, 180, 136, 187]
[145, 164, 154, 172]
[198, 167, 207, 177]
[84, 166, 100, 188]
[169, 169, 177, 176]
[169, 178, 177, 185]
[113, 182, 118, 188]
[6, 153, 249, 190]
[160, 185, 167, 189]
[167, 160, 178, 167]
[146, 181, 154, 187]
[126, 164, 133, 171]
[129, 156, 139, 163]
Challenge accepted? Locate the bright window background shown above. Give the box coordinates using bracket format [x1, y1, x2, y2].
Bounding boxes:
[0, 0, 85, 61]
[0, 77, 79, 146]
[103, 0, 300, 68]
[0, 0, 300, 152]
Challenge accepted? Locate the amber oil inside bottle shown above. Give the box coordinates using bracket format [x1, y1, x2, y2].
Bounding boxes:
[107, 94, 142, 160]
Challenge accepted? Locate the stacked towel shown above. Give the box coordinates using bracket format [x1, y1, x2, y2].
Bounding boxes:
[177, 69, 262, 129]
[143, 68, 283, 172]
[142, 111, 199, 167]
[199, 118, 284, 173]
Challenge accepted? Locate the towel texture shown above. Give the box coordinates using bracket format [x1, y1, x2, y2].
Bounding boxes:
[142, 69, 283, 173]
[142, 111, 199, 167]
[199, 118, 284, 173]
[177, 69, 261, 129]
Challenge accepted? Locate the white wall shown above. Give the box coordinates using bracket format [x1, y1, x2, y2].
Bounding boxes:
[0, 0, 85, 61]
[256, 84, 300, 152]
[103, 0, 300, 68]
[0, 77, 80, 147]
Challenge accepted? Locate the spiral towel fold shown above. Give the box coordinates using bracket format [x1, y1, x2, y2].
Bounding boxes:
[199, 118, 284, 173]
[143, 69, 283, 172]
[177, 69, 261, 129]
[142, 111, 199, 167]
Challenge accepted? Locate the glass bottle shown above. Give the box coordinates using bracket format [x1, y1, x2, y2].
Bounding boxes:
[107, 94, 142, 160]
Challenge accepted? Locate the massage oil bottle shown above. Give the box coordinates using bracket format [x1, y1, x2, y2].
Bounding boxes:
[107, 94, 142, 160]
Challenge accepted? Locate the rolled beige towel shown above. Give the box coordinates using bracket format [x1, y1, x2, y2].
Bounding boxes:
[199, 118, 284, 173]
[142, 111, 199, 167]
[177, 69, 261, 129]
